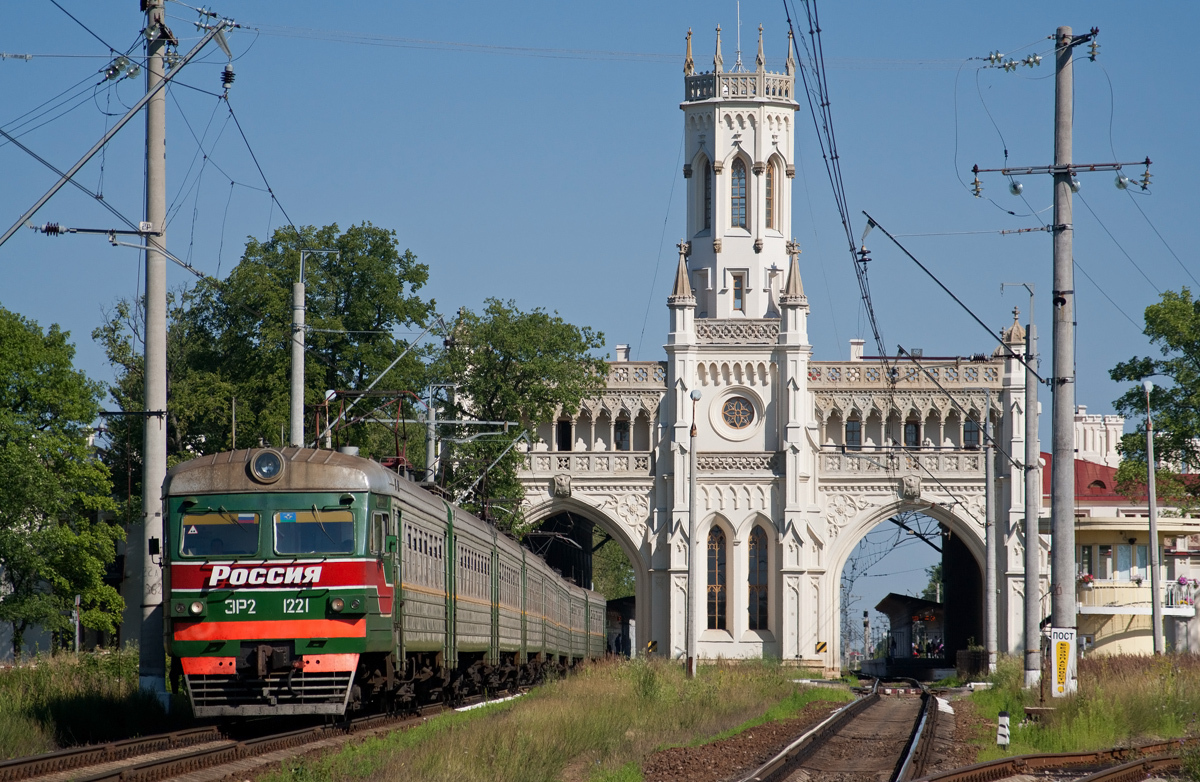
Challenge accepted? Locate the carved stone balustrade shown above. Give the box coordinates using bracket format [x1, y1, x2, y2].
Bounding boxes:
[697, 451, 782, 474]
[818, 449, 984, 477]
[808, 359, 1001, 389]
[684, 71, 795, 102]
[607, 362, 667, 388]
[694, 319, 780, 345]
[522, 451, 653, 478]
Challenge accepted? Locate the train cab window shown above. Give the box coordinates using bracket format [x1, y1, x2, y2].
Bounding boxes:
[180, 511, 259, 557]
[274, 509, 356, 555]
[370, 512, 388, 555]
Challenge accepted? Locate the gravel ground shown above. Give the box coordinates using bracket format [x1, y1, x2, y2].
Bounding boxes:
[641, 700, 845, 782]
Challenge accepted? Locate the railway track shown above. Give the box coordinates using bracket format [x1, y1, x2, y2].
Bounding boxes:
[912, 737, 1197, 782]
[0, 691, 523, 782]
[737, 677, 941, 782]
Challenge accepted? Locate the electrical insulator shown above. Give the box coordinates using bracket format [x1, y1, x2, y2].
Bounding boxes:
[41, 223, 63, 236]
[221, 63, 235, 89]
[1140, 170, 1153, 190]
[1003, 60, 1018, 73]
[1089, 40, 1100, 61]
[972, 177, 983, 198]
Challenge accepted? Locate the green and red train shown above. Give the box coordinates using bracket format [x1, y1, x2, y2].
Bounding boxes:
[163, 447, 606, 717]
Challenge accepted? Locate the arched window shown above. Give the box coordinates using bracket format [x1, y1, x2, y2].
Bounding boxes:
[845, 419, 862, 450]
[707, 527, 727, 630]
[730, 159, 747, 229]
[765, 163, 776, 230]
[748, 527, 768, 630]
[704, 161, 713, 231]
[964, 418, 980, 449]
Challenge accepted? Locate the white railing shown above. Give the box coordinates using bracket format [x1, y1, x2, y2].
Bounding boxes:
[521, 451, 653, 476]
[1077, 580, 1197, 616]
[684, 71, 795, 102]
[607, 362, 666, 388]
[808, 360, 1001, 388]
[694, 319, 779, 345]
[819, 449, 984, 476]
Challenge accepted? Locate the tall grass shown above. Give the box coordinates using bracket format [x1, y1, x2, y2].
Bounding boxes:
[972, 654, 1200, 760]
[0, 647, 181, 758]
[262, 658, 854, 782]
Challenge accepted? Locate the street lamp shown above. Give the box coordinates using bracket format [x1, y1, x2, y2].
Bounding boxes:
[1144, 379, 1163, 654]
[687, 388, 702, 678]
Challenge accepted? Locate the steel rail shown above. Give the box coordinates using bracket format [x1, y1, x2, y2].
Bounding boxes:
[0, 725, 220, 781]
[895, 689, 939, 782]
[913, 737, 1198, 782]
[735, 678, 880, 782]
[1, 689, 520, 782]
[1079, 754, 1180, 782]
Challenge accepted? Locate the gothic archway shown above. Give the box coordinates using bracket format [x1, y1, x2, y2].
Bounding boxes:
[523, 497, 651, 655]
[823, 498, 986, 672]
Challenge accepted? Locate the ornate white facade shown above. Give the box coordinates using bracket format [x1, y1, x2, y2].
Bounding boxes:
[518, 26, 1042, 674]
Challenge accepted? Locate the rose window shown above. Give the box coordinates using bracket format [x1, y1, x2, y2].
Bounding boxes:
[721, 397, 754, 429]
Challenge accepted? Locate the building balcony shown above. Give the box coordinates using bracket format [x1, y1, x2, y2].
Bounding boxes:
[521, 451, 653, 478]
[683, 71, 795, 103]
[1076, 580, 1197, 617]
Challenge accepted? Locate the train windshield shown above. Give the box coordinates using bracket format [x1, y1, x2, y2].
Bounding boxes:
[180, 512, 260, 557]
[274, 509, 356, 555]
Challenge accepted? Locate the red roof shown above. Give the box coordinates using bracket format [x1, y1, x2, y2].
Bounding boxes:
[1041, 452, 1144, 504]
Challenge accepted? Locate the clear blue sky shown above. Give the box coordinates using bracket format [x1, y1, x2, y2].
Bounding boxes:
[4, 1, 1197, 611]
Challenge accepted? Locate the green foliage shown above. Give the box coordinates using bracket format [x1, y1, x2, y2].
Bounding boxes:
[261, 659, 850, 782]
[973, 654, 1200, 761]
[436, 299, 606, 530]
[0, 307, 120, 658]
[921, 562, 943, 602]
[0, 648, 182, 757]
[592, 527, 635, 600]
[1110, 288, 1200, 511]
[93, 223, 435, 506]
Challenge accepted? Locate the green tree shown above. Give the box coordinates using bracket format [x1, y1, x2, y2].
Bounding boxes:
[94, 222, 436, 506]
[592, 528, 635, 600]
[0, 307, 121, 657]
[920, 562, 943, 603]
[437, 299, 606, 531]
[1110, 288, 1200, 510]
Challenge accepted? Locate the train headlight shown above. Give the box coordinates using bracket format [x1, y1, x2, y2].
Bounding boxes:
[330, 597, 345, 613]
[189, 600, 205, 615]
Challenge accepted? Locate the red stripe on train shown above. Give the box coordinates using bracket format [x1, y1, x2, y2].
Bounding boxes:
[171, 560, 394, 596]
[173, 617, 366, 641]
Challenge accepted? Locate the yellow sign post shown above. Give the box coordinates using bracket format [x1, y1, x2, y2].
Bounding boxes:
[1050, 627, 1077, 697]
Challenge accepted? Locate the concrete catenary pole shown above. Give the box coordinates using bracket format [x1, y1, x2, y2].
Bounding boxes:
[985, 388, 997, 673]
[1025, 319, 1042, 685]
[290, 257, 306, 447]
[139, 0, 169, 701]
[686, 388, 701, 678]
[1050, 26, 1077, 632]
[426, 388, 437, 483]
[1144, 380, 1164, 654]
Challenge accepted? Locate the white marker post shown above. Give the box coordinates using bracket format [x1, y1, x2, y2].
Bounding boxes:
[997, 711, 1010, 749]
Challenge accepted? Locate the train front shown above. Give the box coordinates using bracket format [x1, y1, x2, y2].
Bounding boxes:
[164, 448, 391, 717]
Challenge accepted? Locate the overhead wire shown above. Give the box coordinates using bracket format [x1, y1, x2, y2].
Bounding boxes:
[1074, 191, 1160, 294]
[47, 0, 119, 54]
[635, 132, 684, 361]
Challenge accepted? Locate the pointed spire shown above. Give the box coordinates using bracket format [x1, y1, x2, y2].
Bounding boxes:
[669, 241, 695, 303]
[714, 24, 724, 73]
[755, 24, 765, 72]
[785, 29, 796, 76]
[781, 240, 806, 302]
[684, 28, 695, 76]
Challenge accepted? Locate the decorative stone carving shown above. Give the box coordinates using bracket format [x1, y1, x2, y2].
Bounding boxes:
[752, 162, 765, 176]
[682, 163, 693, 178]
[900, 474, 922, 500]
[712, 161, 724, 175]
[697, 452, 781, 472]
[823, 493, 875, 539]
[599, 493, 651, 537]
[785, 164, 795, 178]
[695, 319, 780, 345]
[552, 474, 571, 498]
[713, 238, 722, 253]
[754, 238, 764, 253]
